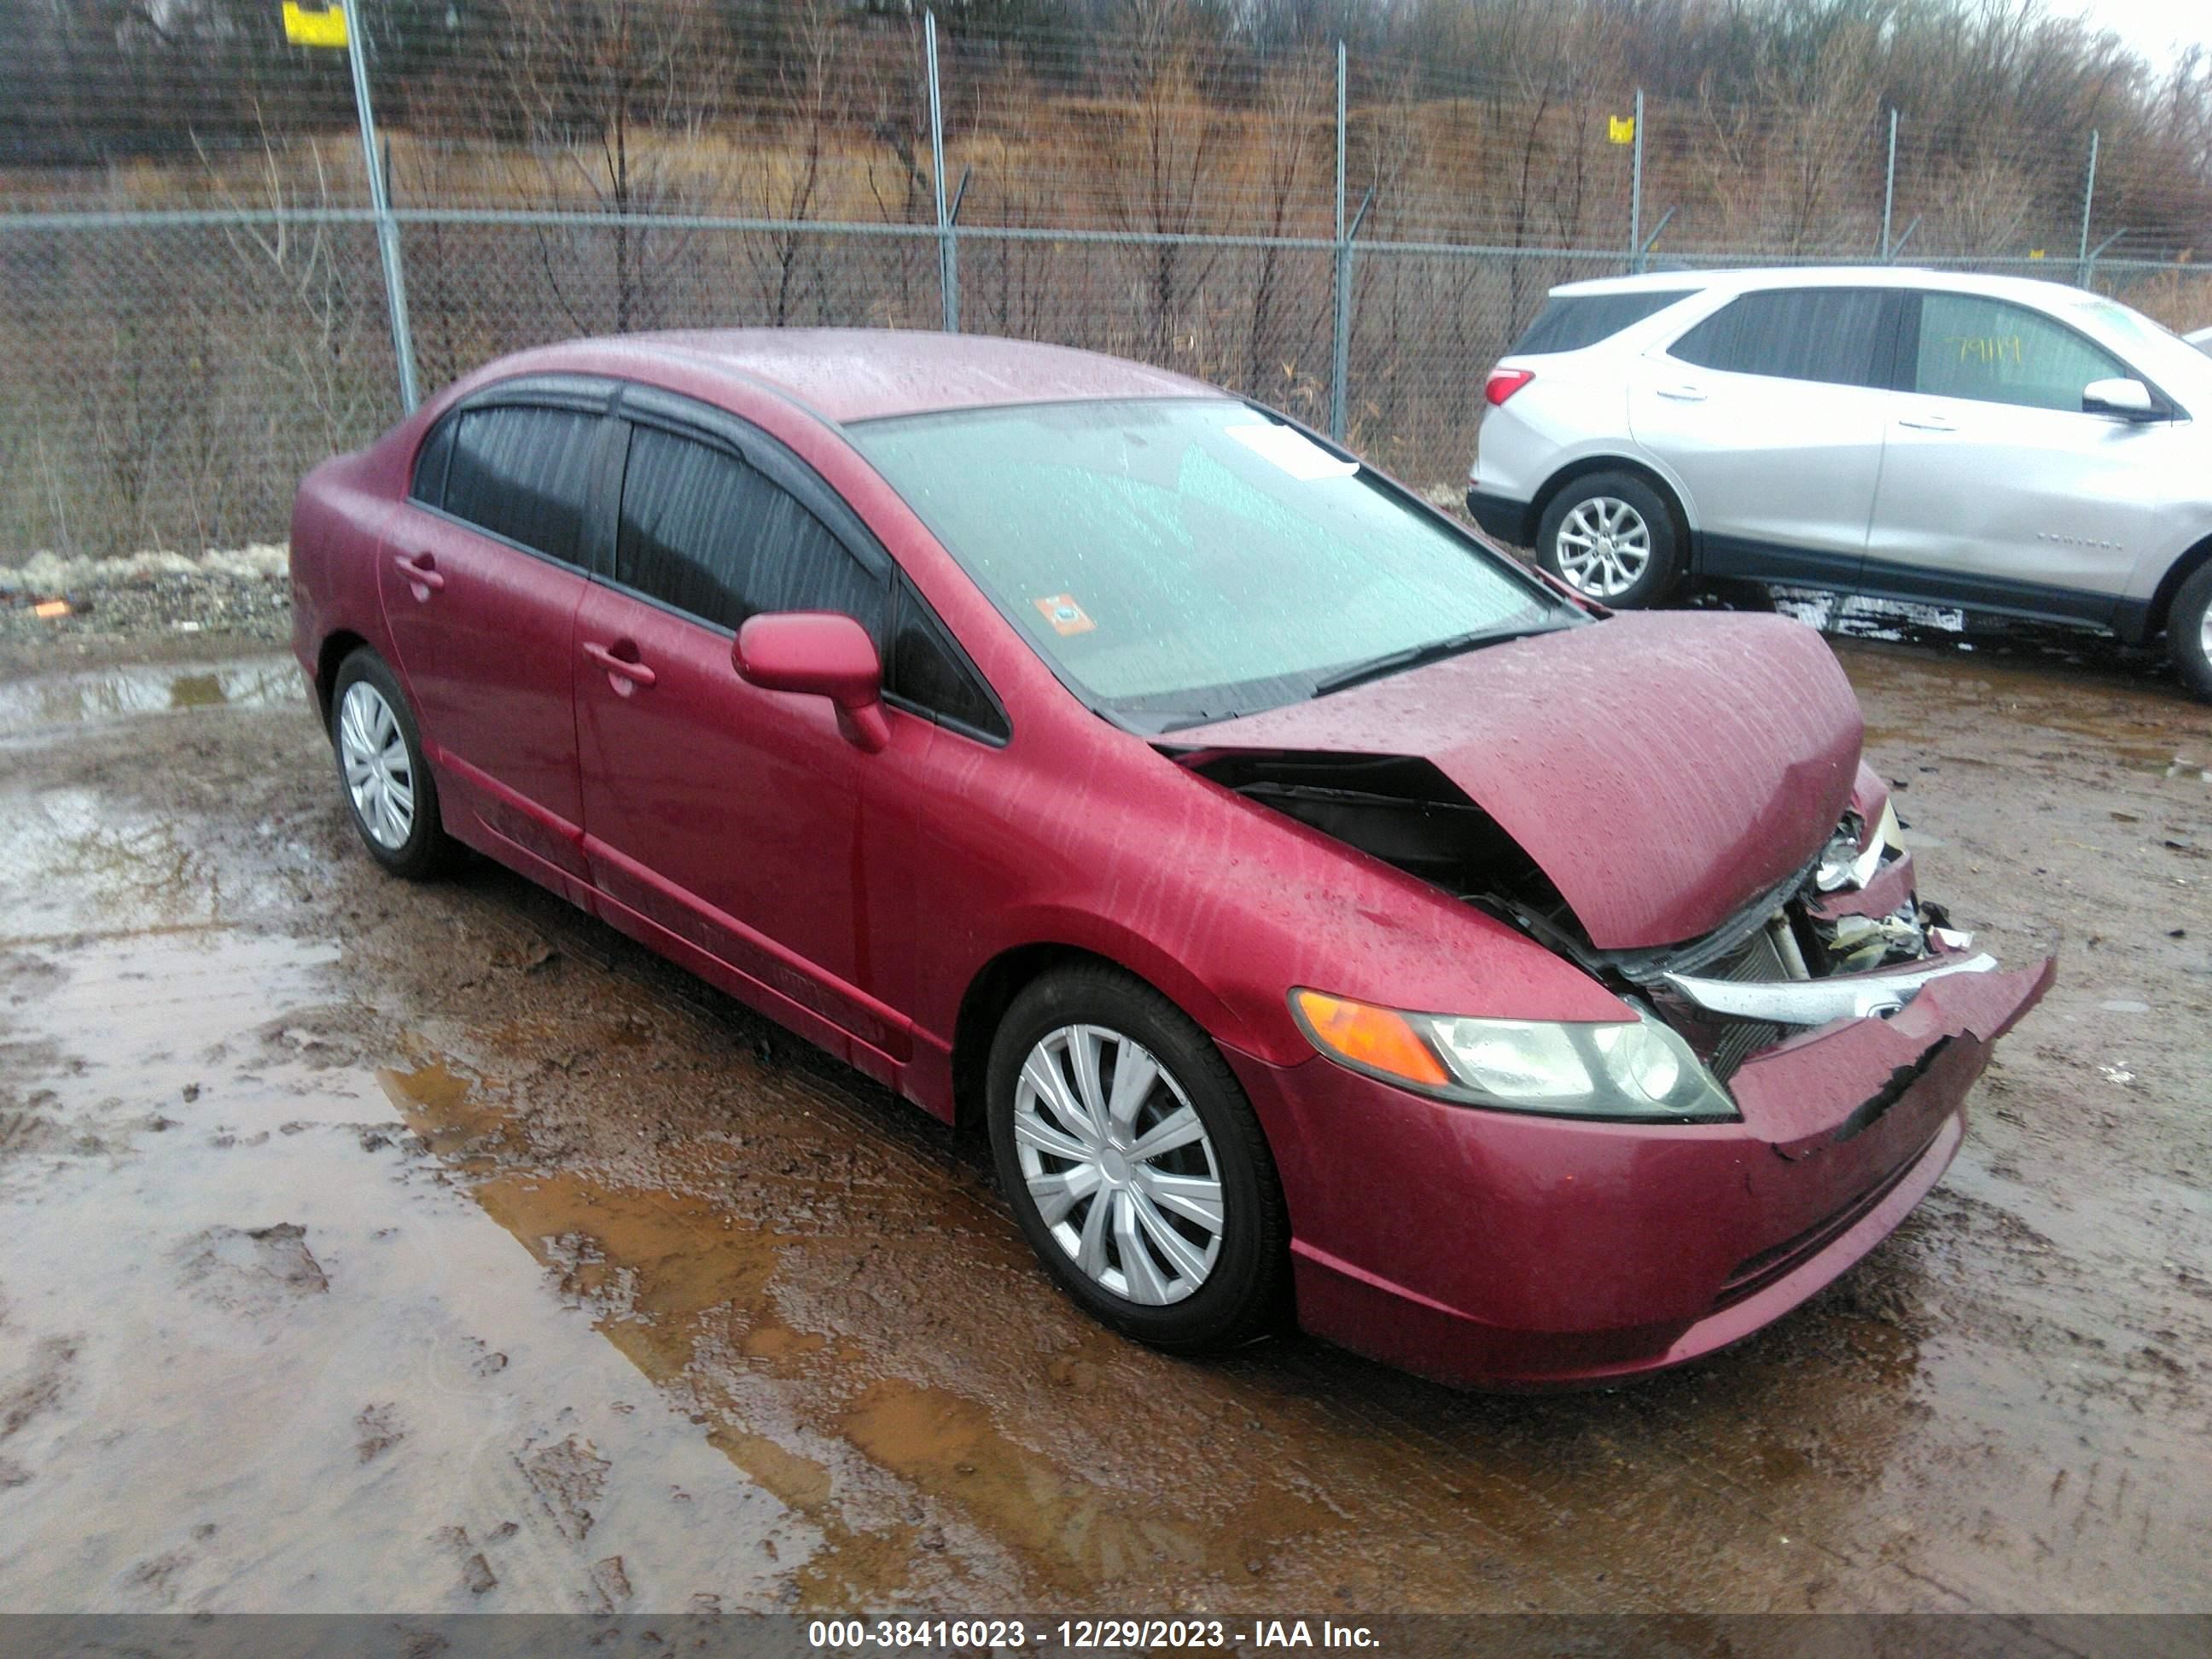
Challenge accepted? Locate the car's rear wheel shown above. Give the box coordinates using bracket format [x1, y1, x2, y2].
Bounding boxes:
[2168, 562, 2212, 703]
[330, 649, 454, 880]
[1536, 471, 1682, 608]
[986, 964, 1289, 1354]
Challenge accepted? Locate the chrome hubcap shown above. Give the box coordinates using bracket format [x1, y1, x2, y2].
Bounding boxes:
[338, 681, 416, 851]
[1012, 1024, 1224, 1306]
[1556, 496, 1652, 598]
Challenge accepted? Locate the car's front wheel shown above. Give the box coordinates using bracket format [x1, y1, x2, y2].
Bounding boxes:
[2168, 561, 2212, 703]
[986, 964, 1289, 1354]
[1535, 471, 1682, 608]
[329, 648, 455, 880]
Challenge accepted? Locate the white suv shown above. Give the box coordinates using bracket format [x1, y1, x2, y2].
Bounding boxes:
[1464, 267, 2212, 698]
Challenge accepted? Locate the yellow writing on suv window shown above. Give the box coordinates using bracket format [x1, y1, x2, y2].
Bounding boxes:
[1941, 334, 2025, 367]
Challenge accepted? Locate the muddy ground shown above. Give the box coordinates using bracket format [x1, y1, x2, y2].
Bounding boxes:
[0, 626, 2207, 1621]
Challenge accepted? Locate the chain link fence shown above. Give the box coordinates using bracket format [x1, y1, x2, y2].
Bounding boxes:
[3, 4, 2207, 560]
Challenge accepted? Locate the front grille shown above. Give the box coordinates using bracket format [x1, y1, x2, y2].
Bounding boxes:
[1706, 922, 1790, 1078]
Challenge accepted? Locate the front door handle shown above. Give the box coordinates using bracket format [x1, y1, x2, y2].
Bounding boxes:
[582, 639, 657, 690]
[1899, 414, 1958, 433]
[393, 551, 445, 594]
[1656, 384, 1708, 403]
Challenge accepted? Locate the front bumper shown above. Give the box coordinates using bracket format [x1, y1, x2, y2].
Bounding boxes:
[1230, 953, 2054, 1389]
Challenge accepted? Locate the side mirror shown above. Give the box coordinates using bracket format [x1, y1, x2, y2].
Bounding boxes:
[2081, 377, 2159, 421]
[733, 611, 889, 752]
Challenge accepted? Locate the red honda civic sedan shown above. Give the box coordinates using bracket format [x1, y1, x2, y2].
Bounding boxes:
[290, 329, 2052, 1388]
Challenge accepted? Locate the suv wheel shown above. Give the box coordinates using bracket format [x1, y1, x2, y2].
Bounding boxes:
[986, 964, 1289, 1354]
[2169, 562, 2212, 703]
[1536, 472, 1682, 608]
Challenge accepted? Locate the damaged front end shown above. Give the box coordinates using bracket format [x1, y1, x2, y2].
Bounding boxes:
[1179, 747, 2050, 1117]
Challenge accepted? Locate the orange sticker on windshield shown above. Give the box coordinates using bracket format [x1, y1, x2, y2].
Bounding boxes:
[1033, 594, 1096, 636]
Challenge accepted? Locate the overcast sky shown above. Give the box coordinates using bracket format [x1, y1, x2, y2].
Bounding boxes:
[2053, 0, 2208, 68]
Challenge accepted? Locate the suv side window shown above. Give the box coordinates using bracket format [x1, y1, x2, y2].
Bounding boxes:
[615, 424, 886, 640]
[1668, 288, 1889, 387]
[1911, 293, 2129, 412]
[440, 405, 601, 564]
[1509, 289, 1696, 355]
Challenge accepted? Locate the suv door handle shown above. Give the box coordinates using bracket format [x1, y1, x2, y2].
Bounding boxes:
[1656, 384, 1708, 403]
[582, 639, 657, 690]
[1899, 414, 1958, 433]
[393, 551, 445, 593]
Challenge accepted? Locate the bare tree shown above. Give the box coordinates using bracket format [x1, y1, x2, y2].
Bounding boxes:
[498, 0, 713, 332]
[1244, 48, 1329, 394]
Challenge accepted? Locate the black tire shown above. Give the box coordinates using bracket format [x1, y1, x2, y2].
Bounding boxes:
[1534, 469, 1683, 609]
[328, 648, 456, 881]
[986, 963, 1289, 1354]
[2168, 562, 2212, 703]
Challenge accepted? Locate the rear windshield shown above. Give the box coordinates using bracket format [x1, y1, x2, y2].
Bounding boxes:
[1510, 289, 1695, 356]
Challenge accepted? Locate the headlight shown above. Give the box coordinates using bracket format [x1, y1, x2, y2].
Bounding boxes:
[1290, 989, 1738, 1122]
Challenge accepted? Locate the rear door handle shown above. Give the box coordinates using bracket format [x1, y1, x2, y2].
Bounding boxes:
[1656, 385, 1708, 403]
[393, 551, 445, 592]
[582, 640, 657, 689]
[1899, 414, 1958, 433]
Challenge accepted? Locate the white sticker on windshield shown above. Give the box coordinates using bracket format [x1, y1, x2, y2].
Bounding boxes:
[1224, 422, 1359, 481]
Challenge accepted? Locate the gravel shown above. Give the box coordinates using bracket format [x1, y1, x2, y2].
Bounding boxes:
[0, 545, 293, 648]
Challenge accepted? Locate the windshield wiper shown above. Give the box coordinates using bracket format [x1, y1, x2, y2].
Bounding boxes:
[1309, 621, 1569, 699]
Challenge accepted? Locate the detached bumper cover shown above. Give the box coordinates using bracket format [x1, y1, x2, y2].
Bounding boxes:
[1231, 953, 2054, 1389]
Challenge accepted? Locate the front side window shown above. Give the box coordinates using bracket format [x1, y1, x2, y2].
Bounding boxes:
[889, 580, 1006, 740]
[1912, 293, 2129, 412]
[615, 426, 883, 638]
[1668, 288, 1889, 387]
[849, 399, 1572, 731]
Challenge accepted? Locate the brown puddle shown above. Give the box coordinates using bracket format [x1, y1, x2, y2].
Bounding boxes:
[376, 1051, 1337, 1604]
[0, 935, 806, 1613]
[0, 655, 300, 737]
[9, 643, 2211, 1616]
[1841, 639, 2212, 781]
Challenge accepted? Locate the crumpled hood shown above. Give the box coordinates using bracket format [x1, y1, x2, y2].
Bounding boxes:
[1172, 611, 1864, 950]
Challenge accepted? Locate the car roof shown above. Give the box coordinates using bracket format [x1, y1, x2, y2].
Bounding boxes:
[1547, 265, 2110, 311]
[592, 328, 1220, 424]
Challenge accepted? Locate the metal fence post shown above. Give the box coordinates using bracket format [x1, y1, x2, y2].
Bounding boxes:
[2076, 129, 2099, 288]
[1330, 39, 1350, 443]
[1880, 108, 1897, 259]
[925, 11, 958, 334]
[346, 0, 417, 411]
[1627, 90, 1644, 272]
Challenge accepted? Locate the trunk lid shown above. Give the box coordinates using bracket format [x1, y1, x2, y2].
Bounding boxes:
[1170, 611, 1863, 950]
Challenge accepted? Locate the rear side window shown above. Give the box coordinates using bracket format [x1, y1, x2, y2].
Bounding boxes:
[1911, 293, 2128, 412]
[1510, 290, 1694, 355]
[410, 418, 455, 505]
[1668, 288, 1889, 387]
[440, 405, 601, 564]
[615, 426, 885, 639]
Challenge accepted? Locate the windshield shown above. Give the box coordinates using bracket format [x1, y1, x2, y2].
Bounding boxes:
[849, 398, 1572, 730]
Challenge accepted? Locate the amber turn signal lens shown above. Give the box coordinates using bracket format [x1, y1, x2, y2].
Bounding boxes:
[1291, 990, 1452, 1088]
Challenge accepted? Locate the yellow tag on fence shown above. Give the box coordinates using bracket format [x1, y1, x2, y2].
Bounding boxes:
[282, 1, 349, 48]
[1608, 114, 1636, 144]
